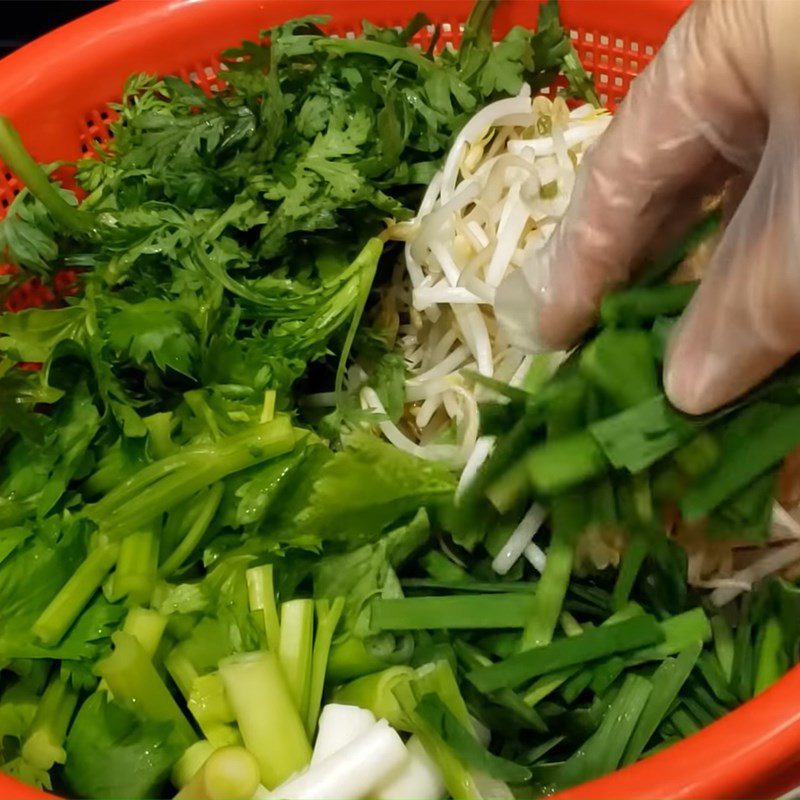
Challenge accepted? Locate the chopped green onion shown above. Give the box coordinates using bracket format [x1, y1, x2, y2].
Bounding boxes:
[622, 642, 701, 765]
[372, 593, 538, 631]
[470, 615, 663, 692]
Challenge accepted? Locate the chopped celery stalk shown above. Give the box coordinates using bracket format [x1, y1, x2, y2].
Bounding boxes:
[579, 329, 658, 409]
[219, 651, 311, 789]
[166, 646, 201, 699]
[306, 597, 345, 735]
[622, 642, 701, 765]
[189, 673, 235, 726]
[159, 482, 224, 578]
[99, 606, 167, 693]
[87, 417, 296, 539]
[333, 666, 415, 730]
[270, 719, 407, 800]
[247, 564, 282, 653]
[174, 745, 261, 800]
[525, 432, 608, 494]
[96, 632, 196, 745]
[122, 606, 167, 658]
[372, 593, 538, 631]
[21, 674, 78, 770]
[600, 282, 698, 327]
[261, 390, 277, 423]
[327, 636, 390, 684]
[628, 608, 711, 662]
[110, 524, 159, 603]
[681, 405, 800, 519]
[470, 615, 664, 693]
[754, 616, 788, 695]
[279, 599, 314, 719]
[0, 116, 95, 234]
[310, 704, 376, 765]
[143, 412, 176, 459]
[33, 541, 119, 646]
[711, 614, 735, 682]
[173, 740, 217, 790]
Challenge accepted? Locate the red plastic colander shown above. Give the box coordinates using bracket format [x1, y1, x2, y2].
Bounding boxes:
[3, 2, 800, 799]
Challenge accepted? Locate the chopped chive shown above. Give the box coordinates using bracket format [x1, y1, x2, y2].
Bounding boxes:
[732, 599, 754, 702]
[525, 432, 608, 494]
[600, 281, 698, 328]
[754, 615, 788, 695]
[696, 651, 737, 705]
[629, 608, 711, 662]
[612, 535, 649, 611]
[622, 642, 700, 765]
[522, 491, 587, 650]
[470, 615, 664, 693]
[681, 405, 800, 519]
[455, 641, 547, 733]
[589, 656, 626, 696]
[560, 668, 593, 705]
[546, 675, 652, 791]
[670, 707, 700, 738]
[372, 593, 538, 631]
[589, 396, 697, 473]
[579, 329, 658, 409]
[401, 579, 536, 594]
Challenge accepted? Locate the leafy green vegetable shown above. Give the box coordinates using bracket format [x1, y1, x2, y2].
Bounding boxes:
[299, 433, 455, 544]
[64, 693, 185, 799]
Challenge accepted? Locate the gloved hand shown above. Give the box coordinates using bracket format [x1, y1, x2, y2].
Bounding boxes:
[496, 0, 800, 415]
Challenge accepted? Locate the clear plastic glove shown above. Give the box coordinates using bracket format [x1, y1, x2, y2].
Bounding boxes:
[496, 0, 800, 414]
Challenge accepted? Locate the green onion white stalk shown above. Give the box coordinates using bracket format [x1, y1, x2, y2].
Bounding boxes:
[265, 719, 408, 800]
[376, 735, 445, 800]
[310, 704, 375, 765]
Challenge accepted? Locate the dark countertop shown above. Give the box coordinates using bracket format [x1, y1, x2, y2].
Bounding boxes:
[1, 2, 112, 57]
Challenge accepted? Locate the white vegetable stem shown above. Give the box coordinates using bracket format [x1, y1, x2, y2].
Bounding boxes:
[376, 736, 446, 800]
[266, 720, 408, 800]
[492, 503, 547, 575]
[310, 704, 376, 765]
